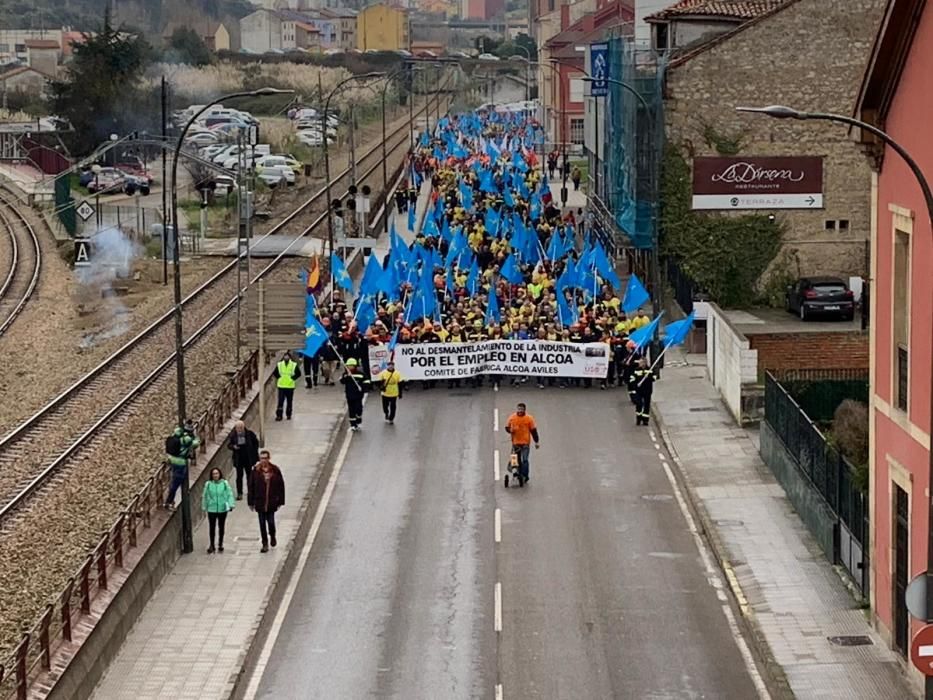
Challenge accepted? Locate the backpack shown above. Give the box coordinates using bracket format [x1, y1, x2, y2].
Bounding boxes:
[165, 433, 183, 458]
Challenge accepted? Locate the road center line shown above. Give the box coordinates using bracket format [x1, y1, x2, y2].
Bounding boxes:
[493, 449, 500, 481]
[496, 683, 503, 700]
[495, 508, 501, 543]
[493, 407, 499, 432]
[495, 581, 502, 632]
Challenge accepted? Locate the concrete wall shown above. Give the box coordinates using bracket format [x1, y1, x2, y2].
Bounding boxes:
[706, 302, 759, 424]
[760, 421, 837, 563]
[664, 0, 885, 280]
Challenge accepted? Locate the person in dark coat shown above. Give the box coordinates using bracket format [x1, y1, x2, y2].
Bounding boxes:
[341, 358, 370, 431]
[247, 449, 285, 553]
[632, 357, 656, 426]
[227, 420, 260, 500]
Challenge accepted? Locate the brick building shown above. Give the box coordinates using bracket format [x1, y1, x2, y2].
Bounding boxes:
[664, 0, 885, 279]
[855, 0, 933, 687]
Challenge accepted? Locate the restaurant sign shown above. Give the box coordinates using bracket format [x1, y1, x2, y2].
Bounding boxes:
[691, 156, 823, 210]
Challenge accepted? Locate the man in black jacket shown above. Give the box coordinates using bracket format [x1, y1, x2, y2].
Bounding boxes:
[341, 358, 371, 431]
[227, 421, 260, 500]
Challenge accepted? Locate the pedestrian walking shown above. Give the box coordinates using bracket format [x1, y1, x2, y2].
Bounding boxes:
[274, 350, 301, 421]
[341, 357, 370, 431]
[247, 450, 285, 553]
[301, 349, 320, 389]
[163, 422, 200, 510]
[378, 359, 404, 424]
[202, 467, 235, 553]
[504, 402, 541, 487]
[633, 357, 656, 426]
[320, 329, 339, 385]
[227, 420, 260, 500]
[571, 166, 582, 191]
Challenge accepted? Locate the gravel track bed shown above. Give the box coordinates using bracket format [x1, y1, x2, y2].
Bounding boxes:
[0, 214, 13, 293]
[0, 269, 242, 510]
[0, 253, 229, 438]
[0, 259, 305, 658]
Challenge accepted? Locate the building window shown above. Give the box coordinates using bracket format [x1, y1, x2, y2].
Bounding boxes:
[655, 23, 669, 51]
[839, 219, 849, 231]
[0, 43, 8, 53]
[569, 77, 584, 103]
[893, 229, 910, 413]
[570, 118, 584, 145]
[825, 220, 836, 230]
[548, 0, 555, 10]
[14, 43, 25, 53]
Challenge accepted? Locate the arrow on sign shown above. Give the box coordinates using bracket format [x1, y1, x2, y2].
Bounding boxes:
[805, 196, 816, 205]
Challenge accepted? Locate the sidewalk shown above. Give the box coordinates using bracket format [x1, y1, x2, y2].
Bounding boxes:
[90, 387, 347, 700]
[652, 349, 913, 699]
[549, 179, 587, 211]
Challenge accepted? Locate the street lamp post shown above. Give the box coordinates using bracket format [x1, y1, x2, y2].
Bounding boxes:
[380, 66, 421, 234]
[738, 106, 933, 689]
[512, 46, 532, 101]
[323, 72, 384, 269]
[170, 86, 292, 554]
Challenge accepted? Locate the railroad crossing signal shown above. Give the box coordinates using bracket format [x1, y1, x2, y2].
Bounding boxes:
[76, 200, 95, 222]
[74, 238, 92, 267]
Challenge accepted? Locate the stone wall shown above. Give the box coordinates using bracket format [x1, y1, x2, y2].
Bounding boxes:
[664, 0, 885, 279]
[749, 330, 870, 374]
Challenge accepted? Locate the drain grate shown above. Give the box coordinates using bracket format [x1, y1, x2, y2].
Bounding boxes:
[827, 635, 873, 646]
[689, 406, 718, 412]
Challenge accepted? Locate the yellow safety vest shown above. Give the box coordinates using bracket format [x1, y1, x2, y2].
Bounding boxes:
[380, 370, 402, 398]
[277, 360, 297, 389]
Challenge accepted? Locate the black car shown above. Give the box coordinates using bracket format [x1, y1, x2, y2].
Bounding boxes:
[785, 276, 855, 321]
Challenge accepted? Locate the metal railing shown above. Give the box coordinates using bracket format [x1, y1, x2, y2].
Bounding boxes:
[0, 353, 259, 700]
[764, 372, 869, 595]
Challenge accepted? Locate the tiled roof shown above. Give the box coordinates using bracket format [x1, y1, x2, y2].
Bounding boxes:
[646, 0, 789, 22]
[24, 39, 60, 49]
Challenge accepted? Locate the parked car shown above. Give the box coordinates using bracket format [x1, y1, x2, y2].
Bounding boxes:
[85, 168, 150, 195]
[785, 276, 856, 321]
[478, 53, 500, 61]
[296, 131, 333, 147]
[255, 154, 301, 174]
[257, 165, 295, 187]
[185, 131, 219, 146]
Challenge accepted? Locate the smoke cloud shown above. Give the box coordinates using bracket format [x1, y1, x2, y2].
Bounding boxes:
[77, 226, 141, 348]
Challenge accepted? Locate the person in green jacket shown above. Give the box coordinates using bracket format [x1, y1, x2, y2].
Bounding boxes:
[202, 467, 235, 554]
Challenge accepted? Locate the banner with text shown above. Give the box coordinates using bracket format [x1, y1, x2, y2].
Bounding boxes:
[368, 340, 609, 380]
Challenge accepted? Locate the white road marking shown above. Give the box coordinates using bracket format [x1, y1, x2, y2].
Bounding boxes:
[495, 581, 502, 632]
[495, 508, 501, 543]
[655, 446, 770, 699]
[493, 408, 499, 432]
[241, 429, 353, 700]
[496, 683, 503, 700]
[494, 450, 500, 481]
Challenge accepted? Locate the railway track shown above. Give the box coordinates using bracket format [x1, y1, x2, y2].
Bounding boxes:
[0, 187, 41, 338]
[0, 94, 450, 528]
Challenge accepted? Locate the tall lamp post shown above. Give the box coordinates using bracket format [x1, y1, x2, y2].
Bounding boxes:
[170, 86, 292, 554]
[323, 72, 384, 265]
[738, 106, 933, 691]
[380, 65, 426, 234]
[511, 47, 532, 101]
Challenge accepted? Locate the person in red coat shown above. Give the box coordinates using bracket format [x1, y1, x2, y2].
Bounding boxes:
[247, 450, 285, 553]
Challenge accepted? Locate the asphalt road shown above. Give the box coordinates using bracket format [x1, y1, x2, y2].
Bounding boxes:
[253, 384, 762, 700]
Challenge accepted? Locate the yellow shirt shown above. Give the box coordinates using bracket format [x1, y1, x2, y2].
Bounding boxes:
[631, 315, 651, 330]
[379, 369, 403, 398]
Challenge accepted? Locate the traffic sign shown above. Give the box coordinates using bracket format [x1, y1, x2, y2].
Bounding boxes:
[911, 624, 933, 675]
[74, 238, 91, 267]
[76, 200, 95, 222]
[906, 573, 933, 621]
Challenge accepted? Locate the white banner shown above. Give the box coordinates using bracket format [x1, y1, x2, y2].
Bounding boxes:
[367, 340, 609, 380]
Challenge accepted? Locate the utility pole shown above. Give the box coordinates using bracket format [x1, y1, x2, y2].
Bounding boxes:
[161, 75, 168, 286]
[349, 103, 357, 185]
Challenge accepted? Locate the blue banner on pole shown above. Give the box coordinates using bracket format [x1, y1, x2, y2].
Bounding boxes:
[590, 43, 609, 97]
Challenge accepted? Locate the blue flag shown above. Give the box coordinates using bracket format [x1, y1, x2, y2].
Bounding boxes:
[445, 230, 466, 267]
[407, 204, 416, 232]
[466, 257, 480, 296]
[663, 312, 696, 347]
[331, 253, 353, 291]
[446, 264, 456, 295]
[629, 313, 663, 350]
[622, 274, 651, 314]
[360, 254, 384, 296]
[356, 301, 377, 335]
[388, 326, 400, 351]
[485, 289, 500, 325]
[303, 314, 329, 357]
[556, 290, 578, 327]
[500, 254, 523, 285]
[593, 244, 621, 291]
